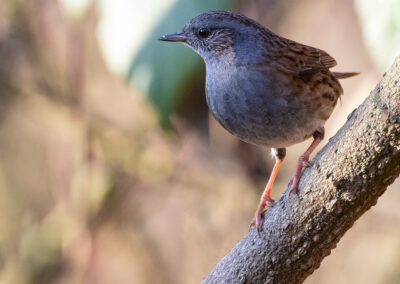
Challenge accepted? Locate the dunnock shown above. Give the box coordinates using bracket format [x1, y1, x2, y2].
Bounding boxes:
[158, 11, 358, 231]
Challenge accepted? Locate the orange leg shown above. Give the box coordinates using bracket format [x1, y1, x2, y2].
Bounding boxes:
[250, 148, 285, 231]
[290, 129, 324, 193]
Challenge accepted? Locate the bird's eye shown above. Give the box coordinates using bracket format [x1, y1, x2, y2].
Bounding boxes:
[198, 28, 210, 38]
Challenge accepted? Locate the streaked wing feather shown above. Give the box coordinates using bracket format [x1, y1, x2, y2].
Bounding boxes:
[268, 38, 337, 77]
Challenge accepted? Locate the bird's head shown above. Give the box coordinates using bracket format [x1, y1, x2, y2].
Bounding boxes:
[158, 11, 266, 65]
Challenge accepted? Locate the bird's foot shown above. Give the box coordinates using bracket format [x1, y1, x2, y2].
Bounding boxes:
[249, 197, 275, 233]
[289, 156, 311, 194]
[289, 176, 299, 194]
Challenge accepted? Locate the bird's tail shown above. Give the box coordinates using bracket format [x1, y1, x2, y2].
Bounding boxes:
[333, 72, 360, 79]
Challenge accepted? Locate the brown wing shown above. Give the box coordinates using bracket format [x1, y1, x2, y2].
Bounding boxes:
[268, 38, 337, 78]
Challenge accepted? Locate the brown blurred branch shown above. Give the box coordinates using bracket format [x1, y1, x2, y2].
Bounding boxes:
[203, 57, 400, 284]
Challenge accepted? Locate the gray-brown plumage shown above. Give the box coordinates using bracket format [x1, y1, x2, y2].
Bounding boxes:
[159, 11, 358, 231]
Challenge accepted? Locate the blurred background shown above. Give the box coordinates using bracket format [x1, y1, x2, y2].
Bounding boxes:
[0, 0, 399, 283]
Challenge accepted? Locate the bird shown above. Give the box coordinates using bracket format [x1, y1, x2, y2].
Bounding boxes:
[158, 11, 358, 231]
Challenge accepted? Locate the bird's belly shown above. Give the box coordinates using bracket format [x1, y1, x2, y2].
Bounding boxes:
[206, 88, 325, 148]
[205, 67, 337, 148]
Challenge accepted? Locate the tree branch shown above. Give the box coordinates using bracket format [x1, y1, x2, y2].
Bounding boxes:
[203, 56, 400, 284]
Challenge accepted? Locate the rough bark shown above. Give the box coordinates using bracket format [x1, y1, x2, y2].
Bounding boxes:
[203, 57, 400, 284]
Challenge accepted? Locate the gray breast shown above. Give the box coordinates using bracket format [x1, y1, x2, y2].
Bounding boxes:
[205, 66, 322, 148]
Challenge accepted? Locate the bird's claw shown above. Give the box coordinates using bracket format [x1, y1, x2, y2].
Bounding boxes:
[289, 159, 311, 194]
[266, 200, 274, 207]
[249, 199, 274, 234]
[249, 215, 263, 234]
[290, 183, 298, 194]
[288, 177, 299, 194]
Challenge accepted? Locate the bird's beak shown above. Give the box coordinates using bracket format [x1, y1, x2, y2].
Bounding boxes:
[158, 32, 188, 42]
